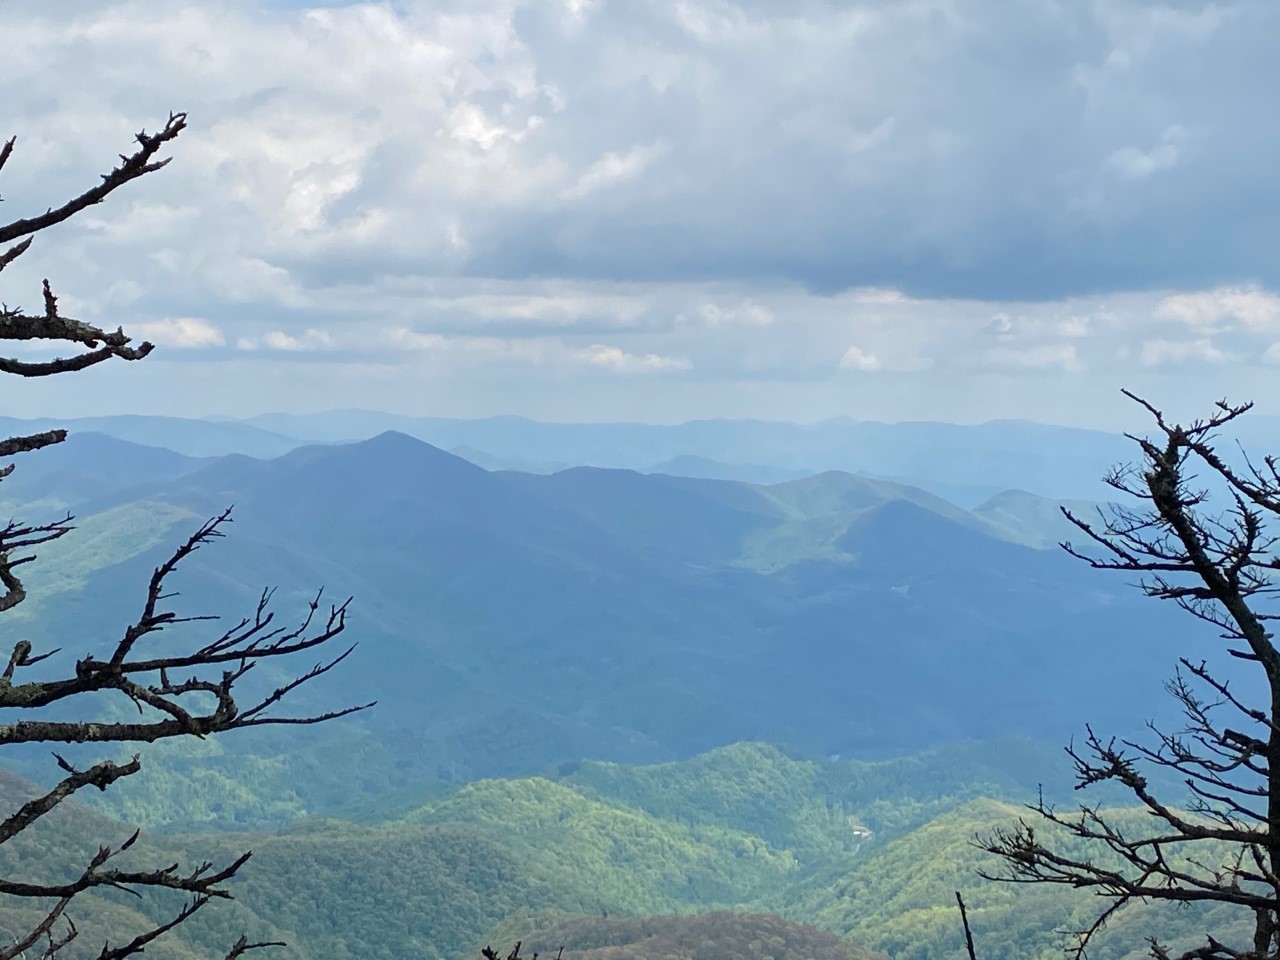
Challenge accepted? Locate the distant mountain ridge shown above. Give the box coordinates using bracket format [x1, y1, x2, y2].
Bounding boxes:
[647, 454, 811, 485]
[239, 410, 1135, 503]
[0, 415, 298, 459]
[22, 408, 1280, 505]
[10, 410, 1153, 502]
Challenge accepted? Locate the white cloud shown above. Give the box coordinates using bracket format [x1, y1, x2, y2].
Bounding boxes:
[238, 328, 333, 352]
[1105, 142, 1180, 180]
[446, 102, 536, 152]
[1104, 127, 1187, 181]
[571, 344, 690, 372]
[849, 288, 910, 305]
[982, 309, 1099, 343]
[839, 346, 881, 372]
[82, 203, 201, 244]
[198, 256, 306, 308]
[983, 344, 1081, 372]
[389, 329, 547, 363]
[562, 143, 663, 201]
[128, 317, 225, 348]
[1139, 337, 1226, 367]
[562, 0, 598, 25]
[985, 313, 1015, 337]
[387, 328, 687, 373]
[1154, 286, 1280, 332]
[456, 291, 649, 328]
[698, 300, 774, 327]
[1056, 315, 1092, 338]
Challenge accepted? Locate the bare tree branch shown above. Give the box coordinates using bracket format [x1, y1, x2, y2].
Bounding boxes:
[0, 113, 186, 246]
[0, 110, 365, 959]
[981, 392, 1280, 959]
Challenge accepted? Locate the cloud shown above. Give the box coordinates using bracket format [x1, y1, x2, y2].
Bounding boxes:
[387, 327, 687, 373]
[849, 288, 910, 305]
[1056, 316, 1092, 338]
[1154, 286, 1280, 332]
[1139, 337, 1226, 367]
[5, 0, 1277, 306]
[447, 102, 543, 152]
[983, 344, 1081, 372]
[238, 328, 333, 351]
[388, 329, 542, 362]
[697, 300, 774, 327]
[1104, 126, 1186, 181]
[5, 1, 1280, 426]
[1105, 142, 1180, 181]
[452, 291, 651, 330]
[562, 143, 664, 201]
[571, 344, 690, 372]
[838, 345, 881, 372]
[985, 313, 1015, 337]
[127, 317, 225, 348]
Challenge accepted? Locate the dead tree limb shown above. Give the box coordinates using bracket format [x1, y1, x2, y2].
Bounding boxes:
[0, 112, 367, 959]
[980, 393, 1280, 959]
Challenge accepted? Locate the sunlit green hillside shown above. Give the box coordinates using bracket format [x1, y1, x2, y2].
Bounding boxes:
[0, 740, 1247, 960]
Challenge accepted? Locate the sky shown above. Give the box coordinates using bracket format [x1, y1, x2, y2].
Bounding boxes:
[2, 0, 1279, 429]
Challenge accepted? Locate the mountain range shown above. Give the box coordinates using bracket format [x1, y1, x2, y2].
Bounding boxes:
[0, 411, 1153, 503]
[0, 411, 1262, 959]
[1, 425, 1231, 830]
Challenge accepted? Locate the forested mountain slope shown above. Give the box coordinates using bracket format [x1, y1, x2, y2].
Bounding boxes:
[7, 431, 1225, 827]
[0, 745, 1244, 960]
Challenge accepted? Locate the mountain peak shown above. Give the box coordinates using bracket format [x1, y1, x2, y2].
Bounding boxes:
[362, 429, 433, 448]
[286, 430, 493, 481]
